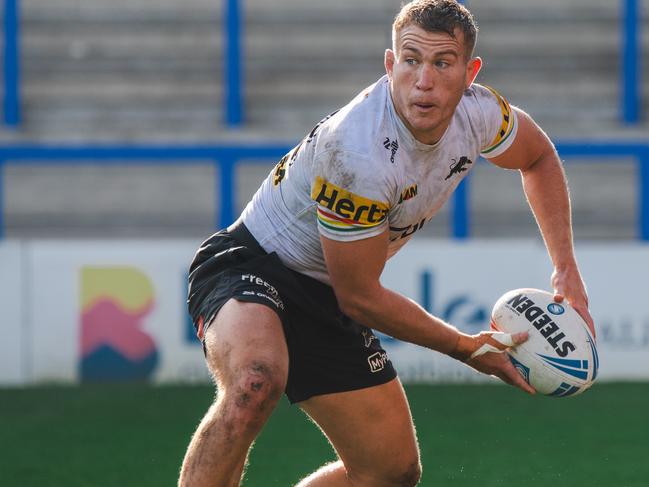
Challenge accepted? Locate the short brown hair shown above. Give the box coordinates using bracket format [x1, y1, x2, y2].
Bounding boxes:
[392, 0, 478, 58]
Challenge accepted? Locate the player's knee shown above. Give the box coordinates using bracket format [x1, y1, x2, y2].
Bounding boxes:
[348, 456, 421, 487]
[235, 360, 285, 407]
[391, 459, 422, 487]
[378, 458, 421, 487]
[225, 361, 285, 426]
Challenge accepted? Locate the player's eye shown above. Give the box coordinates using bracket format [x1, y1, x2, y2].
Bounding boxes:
[405, 58, 418, 66]
[435, 60, 450, 69]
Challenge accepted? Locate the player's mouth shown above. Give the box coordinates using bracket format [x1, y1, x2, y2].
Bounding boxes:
[413, 102, 435, 112]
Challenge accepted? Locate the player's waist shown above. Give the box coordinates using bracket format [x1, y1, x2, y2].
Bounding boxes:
[227, 219, 268, 256]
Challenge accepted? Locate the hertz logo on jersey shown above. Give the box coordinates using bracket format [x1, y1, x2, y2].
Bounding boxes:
[311, 176, 389, 233]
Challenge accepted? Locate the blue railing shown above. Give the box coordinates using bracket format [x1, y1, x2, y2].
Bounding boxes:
[1, 0, 645, 127]
[623, 0, 642, 124]
[3, 0, 20, 126]
[224, 0, 243, 126]
[0, 141, 647, 241]
[0, 144, 289, 239]
[454, 141, 649, 241]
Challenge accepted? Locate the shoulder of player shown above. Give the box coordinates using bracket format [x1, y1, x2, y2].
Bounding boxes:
[465, 83, 519, 158]
[313, 125, 399, 179]
[313, 145, 398, 181]
[457, 83, 507, 114]
[312, 77, 390, 153]
[464, 82, 506, 100]
[310, 143, 401, 210]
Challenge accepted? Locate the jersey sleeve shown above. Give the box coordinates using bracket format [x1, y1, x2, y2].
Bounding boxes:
[310, 149, 393, 242]
[475, 85, 519, 158]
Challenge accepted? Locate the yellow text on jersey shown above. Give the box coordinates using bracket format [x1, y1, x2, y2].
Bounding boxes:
[311, 176, 389, 233]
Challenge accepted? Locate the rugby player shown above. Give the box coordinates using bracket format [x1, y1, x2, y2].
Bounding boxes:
[179, 1, 595, 485]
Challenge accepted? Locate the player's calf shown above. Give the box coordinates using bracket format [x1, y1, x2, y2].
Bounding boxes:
[180, 299, 289, 486]
[178, 361, 286, 487]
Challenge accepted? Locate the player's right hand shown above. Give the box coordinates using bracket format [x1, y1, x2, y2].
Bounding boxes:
[450, 331, 536, 395]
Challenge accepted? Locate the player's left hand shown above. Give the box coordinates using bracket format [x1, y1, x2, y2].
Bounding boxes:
[452, 331, 536, 395]
[551, 266, 595, 339]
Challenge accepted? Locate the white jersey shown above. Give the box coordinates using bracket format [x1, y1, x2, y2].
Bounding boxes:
[241, 75, 518, 284]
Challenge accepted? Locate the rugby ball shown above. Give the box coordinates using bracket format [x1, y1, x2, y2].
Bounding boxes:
[491, 288, 598, 397]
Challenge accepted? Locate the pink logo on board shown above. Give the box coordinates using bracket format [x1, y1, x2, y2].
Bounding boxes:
[79, 266, 159, 381]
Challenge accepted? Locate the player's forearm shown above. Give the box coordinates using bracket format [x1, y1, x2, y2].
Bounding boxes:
[339, 284, 461, 354]
[520, 148, 578, 271]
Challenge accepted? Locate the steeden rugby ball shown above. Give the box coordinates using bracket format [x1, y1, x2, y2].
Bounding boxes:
[491, 288, 598, 397]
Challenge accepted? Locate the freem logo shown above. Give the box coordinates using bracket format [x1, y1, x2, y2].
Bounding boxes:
[311, 176, 389, 233]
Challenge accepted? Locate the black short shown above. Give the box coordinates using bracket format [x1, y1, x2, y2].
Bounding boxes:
[187, 221, 397, 403]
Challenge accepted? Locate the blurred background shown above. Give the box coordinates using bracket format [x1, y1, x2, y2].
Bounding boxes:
[0, 0, 648, 485]
[1, 0, 647, 239]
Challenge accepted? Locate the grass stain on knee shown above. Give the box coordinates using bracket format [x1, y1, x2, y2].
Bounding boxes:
[250, 362, 272, 378]
[235, 391, 251, 408]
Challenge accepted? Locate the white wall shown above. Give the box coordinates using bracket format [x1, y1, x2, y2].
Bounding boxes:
[0, 242, 25, 384]
[0, 238, 647, 385]
[381, 240, 649, 382]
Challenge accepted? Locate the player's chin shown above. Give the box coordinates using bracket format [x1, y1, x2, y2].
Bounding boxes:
[407, 117, 440, 138]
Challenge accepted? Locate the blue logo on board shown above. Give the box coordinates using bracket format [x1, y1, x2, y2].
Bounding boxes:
[547, 303, 565, 315]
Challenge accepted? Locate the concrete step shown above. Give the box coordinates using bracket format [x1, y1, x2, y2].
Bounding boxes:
[2, 158, 638, 240]
[23, 27, 222, 65]
[7, 0, 646, 147]
[23, 0, 221, 22]
[14, 111, 224, 143]
[23, 76, 220, 102]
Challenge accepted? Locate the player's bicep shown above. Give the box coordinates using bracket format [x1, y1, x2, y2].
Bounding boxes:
[320, 230, 389, 311]
[487, 107, 555, 171]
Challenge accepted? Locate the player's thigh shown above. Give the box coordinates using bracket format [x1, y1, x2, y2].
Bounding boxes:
[204, 298, 289, 392]
[299, 378, 420, 483]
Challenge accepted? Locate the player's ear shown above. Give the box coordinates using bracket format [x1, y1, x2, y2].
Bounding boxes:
[465, 56, 482, 88]
[385, 49, 396, 79]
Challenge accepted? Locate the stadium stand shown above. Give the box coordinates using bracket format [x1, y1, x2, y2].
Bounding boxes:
[0, 0, 647, 238]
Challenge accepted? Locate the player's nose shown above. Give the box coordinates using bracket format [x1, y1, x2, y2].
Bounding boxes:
[415, 64, 435, 91]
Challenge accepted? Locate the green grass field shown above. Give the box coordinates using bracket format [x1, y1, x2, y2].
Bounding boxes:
[1, 383, 647, 486]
